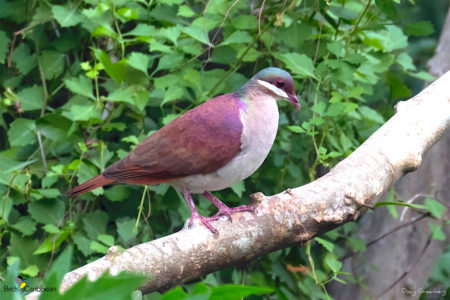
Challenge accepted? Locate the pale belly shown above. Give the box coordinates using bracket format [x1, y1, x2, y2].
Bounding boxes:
[170, 98, 279, 193]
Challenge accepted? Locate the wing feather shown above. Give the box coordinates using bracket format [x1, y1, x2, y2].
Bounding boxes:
[103, 93, 245, 183]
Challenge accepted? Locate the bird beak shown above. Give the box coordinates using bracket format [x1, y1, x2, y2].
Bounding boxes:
[288, 94, 301, 111]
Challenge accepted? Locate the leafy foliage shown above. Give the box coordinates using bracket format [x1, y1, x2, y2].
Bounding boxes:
[0, 0, 444, 299]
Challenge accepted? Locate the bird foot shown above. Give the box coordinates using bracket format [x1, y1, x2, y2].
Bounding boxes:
[188, 212, 220, 234]
[187, 205, 255, 234]
[212, 205, 255, 222]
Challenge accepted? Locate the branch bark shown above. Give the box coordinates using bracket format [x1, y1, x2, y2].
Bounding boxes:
[27, 71, 450, 299]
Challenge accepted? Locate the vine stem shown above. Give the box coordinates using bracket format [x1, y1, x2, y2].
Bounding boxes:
[112, 4, 125, 60]
[306, 240, 319, 284]
[345, 0, 372, 50]
[135, 185, 149, 229]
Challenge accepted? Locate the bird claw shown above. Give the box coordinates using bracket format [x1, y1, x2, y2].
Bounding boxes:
[187, 205, 255, 234]
[213, 205, 255, 222]
[188, 213, 219, 234]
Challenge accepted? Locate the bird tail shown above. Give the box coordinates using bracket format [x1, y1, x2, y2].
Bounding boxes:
[66, 174, 114, 197]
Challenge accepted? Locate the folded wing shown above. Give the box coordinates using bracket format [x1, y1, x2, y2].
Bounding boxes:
[103, 93, 245, 184]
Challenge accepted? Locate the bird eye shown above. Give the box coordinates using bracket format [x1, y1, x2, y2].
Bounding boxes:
[275, 80, 284, 88]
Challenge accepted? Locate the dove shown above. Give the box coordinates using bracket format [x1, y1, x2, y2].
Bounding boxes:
[67, 67, 299, 233]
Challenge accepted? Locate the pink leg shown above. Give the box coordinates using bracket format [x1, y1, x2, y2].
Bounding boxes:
[202, 191, 255, 222]
[183, 187, 219, 234]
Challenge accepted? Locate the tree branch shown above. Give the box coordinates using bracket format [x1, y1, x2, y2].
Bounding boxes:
[27, 71, 450, 298]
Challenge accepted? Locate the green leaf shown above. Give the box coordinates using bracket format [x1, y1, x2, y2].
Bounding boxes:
[345, 53, 366, 65]
[324, 252, 342, 273]
[231, 181, 245, 198]
[93, 48, 127, 83]
[375, 0, 398, 20]
[90, 241, 109, 253]
[42, 224, 60, 234]
[21, 265, 39, 277]
[396, 53, 416, 71]
[91, 26, 117, 39]
[12, 43, 36, 75]
[231, 15, 257, 30]
[339, 132, 353, 151]
[364, 26, 408, 52]
[10, 217, 37, 236]
[7, 118, 36, 147]
[327, 40, 345, 58]
[278, 23, 312, 49]
[70, 105, 101, 122]
[73, 233, 93, 257]
[161, 86, 183, 106]
[61, 272, 146, 300]
[346, 237, 366, 252]
[208, 285, 273, 299]
[124, 24, 157, 36]
[408, 71, 435, 81]
[7, 234, 45, 269]
[0, 30, 10, 64]
[97, 234, 115, 247]
[315, 237, 334, 252]
[76, 161, 99, 186]
[179, 24, 211, 45]
[148, 183, 169, 195]
[405, 21, 434, 36]
[28, 199, 65, 225]
[133, 89, 151, 111]
[36, 114, 72, 142]
[82, 211, 108, 240]
[275, 53, 316, 79]
[116, 218, 138, 243]
[162, 286, 187, 299]
[358, 106, 384, 123]
[156, 52, 184, 71]
[286, 125, 306, 134]
[43, 246, 73, 288]
[424, 198, 446, 219]
[30, 188, 61, 200]
[221, 31, 253, 45]
[33, 230, 70, 254]
[52, 4, 83, 27]
[0, 155, 37, 186]
[108, 88, 134, 106]
[388, 73, 411, 99]
[17, 85, 44, 111]
[104, 185, 131, 202]
[178, 5, 196, 17]
[428, 222, 446, 241]
[326, 102, 345, 117]
[127, 52, 151, 75]
[162, 113, 179, 125]
[64, 76, 95, 100]
[117, 7, 138, 20]
[39, 50, 65, 80]
[32, 5, 53, 25]
[157, 27, 180, 45]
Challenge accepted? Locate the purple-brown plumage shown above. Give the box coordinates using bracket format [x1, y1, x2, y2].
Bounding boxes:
[104, 93, 244, 182]
[67, 67, 299, 234]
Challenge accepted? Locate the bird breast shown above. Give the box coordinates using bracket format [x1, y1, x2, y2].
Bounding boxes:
[171, 96, 279, 193]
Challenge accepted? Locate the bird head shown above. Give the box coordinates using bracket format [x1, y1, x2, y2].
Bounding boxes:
[252, 67, 300, 111]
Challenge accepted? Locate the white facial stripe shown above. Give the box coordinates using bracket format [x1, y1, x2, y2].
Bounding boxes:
[256, 79, 289, 99]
